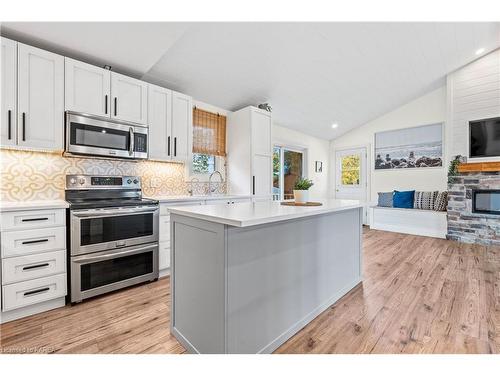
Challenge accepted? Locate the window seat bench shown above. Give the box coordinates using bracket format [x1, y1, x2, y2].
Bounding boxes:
[369, 206, 447, 239]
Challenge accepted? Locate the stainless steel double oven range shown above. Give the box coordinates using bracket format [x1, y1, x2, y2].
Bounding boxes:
[66, 175, 159, 304]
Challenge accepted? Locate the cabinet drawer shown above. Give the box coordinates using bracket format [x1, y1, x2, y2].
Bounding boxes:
[2, 250, 66, 285]
[159, 241, 171, 271]
[1, 226, 66, 258]
[159, 215, 170, 242]
[2, 273, 67, 311]
[1, 209, 65, 231]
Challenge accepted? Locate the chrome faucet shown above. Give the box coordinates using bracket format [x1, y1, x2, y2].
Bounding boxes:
[208, 171, 223, 196]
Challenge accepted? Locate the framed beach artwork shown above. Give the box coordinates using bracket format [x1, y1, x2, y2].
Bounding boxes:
[374, 123, 443, 170]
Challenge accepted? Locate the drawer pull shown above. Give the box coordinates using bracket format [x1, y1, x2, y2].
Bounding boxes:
[22, 217, 49, 222]
[24, 287, 50, 297]
[23, 263, 50, 271]
[22, 238, 49, 245]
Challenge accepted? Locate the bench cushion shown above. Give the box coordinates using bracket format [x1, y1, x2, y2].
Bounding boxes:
[393, 190, 415, 209]
[434, 191, 448, 211]
[377, 192, 393, 207]
[414, 191, 438, 210]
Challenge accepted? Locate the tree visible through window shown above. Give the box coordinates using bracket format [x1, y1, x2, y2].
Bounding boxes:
[341, 155, 360, 185]
[193, 153, 215, 174]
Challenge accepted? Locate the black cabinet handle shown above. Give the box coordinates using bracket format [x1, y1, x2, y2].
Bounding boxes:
[167, 136, 171, 156]
[22, 238, 49, 245]
[114, 97, 117, 116]
[23, 263, 49, 271]
[22, 112, 26, 141]
[8, 109, 11, 140]
[252, 176, 256, 195]
[174, 137, 177, 157]
[105, 95, 108, 114]
[22, 217, 48, 222]
[24, 287, 50, 297]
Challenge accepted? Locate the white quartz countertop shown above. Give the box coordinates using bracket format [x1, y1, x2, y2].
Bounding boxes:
[168, 199, 363, 227]
[146, 194, 252, 203]
[0, 199, 70, 212]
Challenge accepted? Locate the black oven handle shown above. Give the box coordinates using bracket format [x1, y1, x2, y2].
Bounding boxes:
[71, 243, 158, 264]
[71, 206, 158, 218]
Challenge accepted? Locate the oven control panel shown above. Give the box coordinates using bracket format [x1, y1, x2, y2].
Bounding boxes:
[66, 175, 141, 189]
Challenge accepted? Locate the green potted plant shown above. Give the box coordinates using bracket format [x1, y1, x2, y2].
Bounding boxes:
[293, 177, 314, 203]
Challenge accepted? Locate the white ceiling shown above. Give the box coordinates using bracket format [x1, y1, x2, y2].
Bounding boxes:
[2, 22, 499, 140]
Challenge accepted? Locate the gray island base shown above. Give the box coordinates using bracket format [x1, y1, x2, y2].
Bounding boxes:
[169, 200, 363, 353]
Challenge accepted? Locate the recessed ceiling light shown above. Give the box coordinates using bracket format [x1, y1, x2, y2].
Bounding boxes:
[331, 123, 338, 129]
[475, 48, 485, 55]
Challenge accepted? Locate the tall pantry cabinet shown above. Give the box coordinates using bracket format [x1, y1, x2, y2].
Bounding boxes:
[227, 106, 273, 199]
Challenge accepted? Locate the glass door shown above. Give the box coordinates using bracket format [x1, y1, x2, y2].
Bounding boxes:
[273, 146, 305, 200]
[335, 147, 368, 223]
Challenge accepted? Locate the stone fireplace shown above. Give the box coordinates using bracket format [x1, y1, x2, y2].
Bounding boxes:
[447, 170, 500, 246]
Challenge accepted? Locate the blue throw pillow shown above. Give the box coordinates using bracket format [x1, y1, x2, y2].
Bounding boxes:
[377, 192, 393, 207]
[393, 190, 415, 209]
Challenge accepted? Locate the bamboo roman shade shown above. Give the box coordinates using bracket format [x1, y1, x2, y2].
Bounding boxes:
[192, 107, 227, 156]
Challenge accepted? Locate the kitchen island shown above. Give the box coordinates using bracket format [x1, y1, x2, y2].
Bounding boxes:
[168, 199, 363, 354]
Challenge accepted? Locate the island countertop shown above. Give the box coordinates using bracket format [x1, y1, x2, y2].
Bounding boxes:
[167, 199, 363, 227]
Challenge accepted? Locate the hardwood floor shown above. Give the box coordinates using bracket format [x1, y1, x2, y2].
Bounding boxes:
[1, 229, 499, 354]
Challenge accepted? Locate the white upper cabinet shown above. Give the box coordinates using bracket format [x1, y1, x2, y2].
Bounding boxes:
[251, 110, 272, 157]
[171, 91, 193, 161]
[17, 43, 64, 151]
[1, 37, 17, 147]
[148, 84, 172, 160]
[111, 72, 148, 125]
[65, 58, 111, 117]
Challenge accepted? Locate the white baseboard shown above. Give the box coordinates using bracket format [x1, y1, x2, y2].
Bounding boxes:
[0, 297, 65, 324]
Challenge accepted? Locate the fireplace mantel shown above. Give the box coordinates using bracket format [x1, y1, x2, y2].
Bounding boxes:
[457, 161, 500, 173]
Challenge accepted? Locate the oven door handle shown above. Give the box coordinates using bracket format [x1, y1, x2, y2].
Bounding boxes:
[71, 206, 158, 218]
[72, 243, 158, 264]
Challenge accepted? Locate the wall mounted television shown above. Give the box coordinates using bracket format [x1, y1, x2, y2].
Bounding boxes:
[469, 116, 500, 158]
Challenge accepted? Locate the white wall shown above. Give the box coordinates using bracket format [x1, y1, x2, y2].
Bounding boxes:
[330, 86, 448, 202]
[273, 124, 330, 198]
[447, 48, 500, 162]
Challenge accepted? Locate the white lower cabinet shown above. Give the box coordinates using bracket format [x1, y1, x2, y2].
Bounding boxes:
[159, 215, 170, 243]
[159, 242, 171, 271]
[1, 226, 66, 258]
[0, 208, 67, 322]
[2, 250, 66, 284]
[2, 273, 66, 311]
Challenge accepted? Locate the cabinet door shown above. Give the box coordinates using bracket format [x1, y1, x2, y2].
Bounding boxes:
[65, 58, 111, 117]
[252, 154, 272, 196]
[1, 37, 17, 147]
[17, 43, 64, 150]
[111, 72, 148, 125]
[171, 91, 192, 161]
[251, 109, 272, 156]
[148, 84, 172, 160]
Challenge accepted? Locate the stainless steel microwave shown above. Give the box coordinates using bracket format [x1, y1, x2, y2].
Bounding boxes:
[65, 112, 148, 160]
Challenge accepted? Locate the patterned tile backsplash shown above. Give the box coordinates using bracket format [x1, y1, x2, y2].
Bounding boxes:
[0, 149, 226, 201]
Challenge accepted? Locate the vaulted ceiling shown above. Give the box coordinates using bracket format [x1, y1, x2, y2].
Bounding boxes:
[2, 22, 499, 139]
